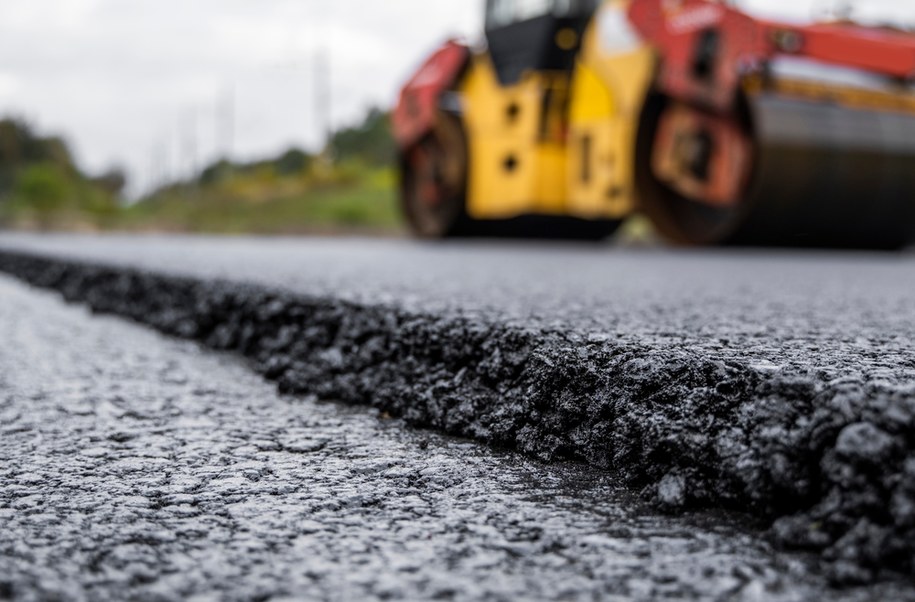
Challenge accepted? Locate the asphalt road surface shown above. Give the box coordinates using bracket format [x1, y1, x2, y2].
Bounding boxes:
[1, 233, 913, 375]
[0, 273, 908, 602]
[1, 234, 915, 599]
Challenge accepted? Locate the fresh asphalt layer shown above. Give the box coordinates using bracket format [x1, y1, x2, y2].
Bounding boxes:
[1, 233, 912, 375]
[3, 273, 902, 602]
[0, 233, 914, 594]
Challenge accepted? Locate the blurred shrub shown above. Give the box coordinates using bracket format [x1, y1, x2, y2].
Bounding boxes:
[199, 160, 235, 186]
[329, 108, 397, 167]
[92, 167, 127, 198]
[12, 163, 72, 226]
[0, 119, 78, 193]
[0, 117, 122, 229]
[276, 148, 312, 176]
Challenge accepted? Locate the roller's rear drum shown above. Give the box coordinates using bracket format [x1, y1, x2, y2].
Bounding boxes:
[638, 93, 915, 250]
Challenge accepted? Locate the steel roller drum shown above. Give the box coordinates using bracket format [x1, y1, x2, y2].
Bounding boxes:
[639, 87, 915, 250]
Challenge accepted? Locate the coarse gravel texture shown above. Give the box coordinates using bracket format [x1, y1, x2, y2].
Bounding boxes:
[1, 234, 914, 586]
[4, 273, 906, 601]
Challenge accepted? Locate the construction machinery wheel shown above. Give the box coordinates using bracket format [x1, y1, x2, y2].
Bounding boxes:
[401, 112, 470, 239]
[401, 112, 621, 241]
[635, 94, 757, 246]
[637, 93, 915, 250]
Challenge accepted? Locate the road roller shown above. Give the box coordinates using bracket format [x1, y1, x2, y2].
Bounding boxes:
[391, 0, 915, 248]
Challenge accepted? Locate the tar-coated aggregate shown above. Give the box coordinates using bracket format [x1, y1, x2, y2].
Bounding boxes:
[1, 234, 914, 587]
[5, 275, 906, 601]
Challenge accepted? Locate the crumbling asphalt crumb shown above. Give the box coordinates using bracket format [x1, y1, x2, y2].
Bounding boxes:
[0, 250, 913, 585]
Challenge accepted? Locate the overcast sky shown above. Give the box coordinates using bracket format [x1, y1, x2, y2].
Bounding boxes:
[0, 0, 911, 195]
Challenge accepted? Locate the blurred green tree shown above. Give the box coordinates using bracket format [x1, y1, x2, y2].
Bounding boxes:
[276, 148, 312, 175]
[0, 117, 123, 228]
[329, 108, 396, 167]
[13, 163, 71, 227]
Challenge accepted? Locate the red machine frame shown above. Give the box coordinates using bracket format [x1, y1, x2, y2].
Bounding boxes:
[391, 40, 470, 150]
[627, 0, 915, 111]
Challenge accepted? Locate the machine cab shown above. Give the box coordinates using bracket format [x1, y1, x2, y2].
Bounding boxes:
[484, 0, 600, 84]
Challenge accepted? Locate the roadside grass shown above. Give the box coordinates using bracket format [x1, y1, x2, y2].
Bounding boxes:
[0, 159, 662, 243]
[114, 165, 404, 235]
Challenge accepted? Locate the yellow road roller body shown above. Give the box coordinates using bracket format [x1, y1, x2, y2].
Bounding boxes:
[391, 0, 915, 248]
